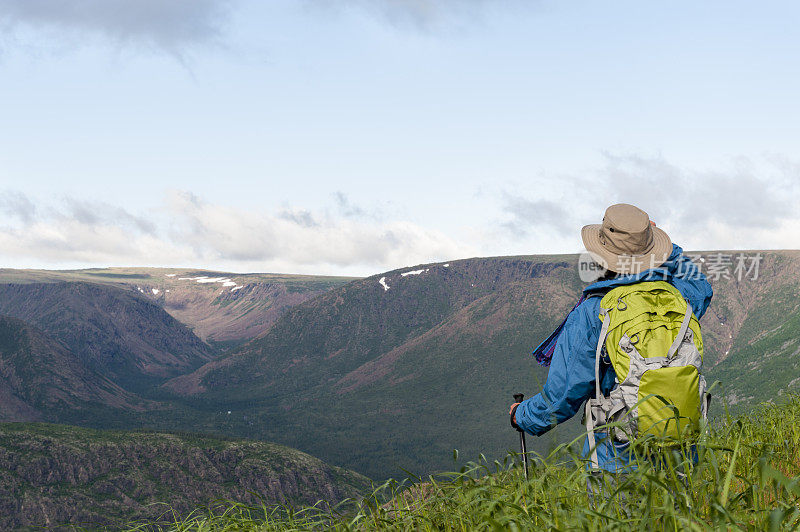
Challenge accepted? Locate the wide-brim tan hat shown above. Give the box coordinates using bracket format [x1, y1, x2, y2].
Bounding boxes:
[581, 203, 672, 274]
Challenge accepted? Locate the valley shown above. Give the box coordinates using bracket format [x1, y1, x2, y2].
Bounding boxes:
[1, 251, 799, 504]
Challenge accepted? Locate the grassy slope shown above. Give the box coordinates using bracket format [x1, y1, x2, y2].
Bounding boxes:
[0, 423, 371, 530]
[128, 395, 800, 531]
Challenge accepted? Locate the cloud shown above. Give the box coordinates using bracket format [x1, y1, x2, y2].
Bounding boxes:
[62, 197, 157, 235]
[0, 190, 474, 275]
[334, 191, 367, 218]
[165, 191, 469, 268]
[0, 191, 37, 223]
[310, 0, 514, 31]
[500, 194, 573, 238]
[0, 0, 233, 57]
[278, 208, 320, 228]
[596, 153, 795, 231]
[497, 154, 800, 253]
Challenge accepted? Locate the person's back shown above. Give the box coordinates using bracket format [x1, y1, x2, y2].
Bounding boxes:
[509, 203, 713, 472]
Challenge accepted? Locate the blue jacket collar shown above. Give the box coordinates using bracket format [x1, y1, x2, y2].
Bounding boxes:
[584, 243, 685, 294]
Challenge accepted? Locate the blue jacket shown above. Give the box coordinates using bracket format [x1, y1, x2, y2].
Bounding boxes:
[515, 244, 713, 470]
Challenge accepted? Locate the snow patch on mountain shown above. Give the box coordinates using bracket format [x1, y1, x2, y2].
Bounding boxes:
[379, 277, 390, 291]
[177, 276, 241, 290]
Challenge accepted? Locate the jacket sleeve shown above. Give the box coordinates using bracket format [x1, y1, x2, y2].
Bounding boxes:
[515, 299, 601, 436]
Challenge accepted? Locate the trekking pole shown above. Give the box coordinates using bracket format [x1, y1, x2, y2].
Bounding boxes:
[512, 393, 529, 480]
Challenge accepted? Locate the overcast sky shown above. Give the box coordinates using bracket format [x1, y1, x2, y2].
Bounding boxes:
[1, 0, 799, 276]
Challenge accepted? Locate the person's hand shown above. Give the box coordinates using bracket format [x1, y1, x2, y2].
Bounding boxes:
[509, 402, 521, 429]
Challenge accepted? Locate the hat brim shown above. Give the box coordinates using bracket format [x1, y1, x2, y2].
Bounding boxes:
[581, 224, 672, 274]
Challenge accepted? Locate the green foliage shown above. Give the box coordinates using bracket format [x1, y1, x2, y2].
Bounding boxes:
[126, 396, 800, 531]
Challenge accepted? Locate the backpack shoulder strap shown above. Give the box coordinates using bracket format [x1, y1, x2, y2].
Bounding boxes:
[585, 301, 612, 471]
[667, 298, 693, 359]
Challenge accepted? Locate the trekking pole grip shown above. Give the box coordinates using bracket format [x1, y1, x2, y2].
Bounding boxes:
[511, 393, 524, 431]
[512, 392, 529, 480]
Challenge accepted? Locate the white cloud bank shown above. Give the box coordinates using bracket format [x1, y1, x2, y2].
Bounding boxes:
[0, 190, 475, 276]
[2, 155, 799, 276]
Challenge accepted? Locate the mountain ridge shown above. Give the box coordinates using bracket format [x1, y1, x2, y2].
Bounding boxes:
[0, 267, 356, 348]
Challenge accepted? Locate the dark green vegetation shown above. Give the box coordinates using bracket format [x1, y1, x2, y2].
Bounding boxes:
[125, 396, 800, 531]
[0, 423, 370, 530]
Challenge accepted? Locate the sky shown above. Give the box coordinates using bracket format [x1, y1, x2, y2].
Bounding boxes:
[1, 0, 799, 276]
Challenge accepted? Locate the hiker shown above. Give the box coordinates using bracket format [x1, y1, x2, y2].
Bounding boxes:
[509, 203, 713, 473]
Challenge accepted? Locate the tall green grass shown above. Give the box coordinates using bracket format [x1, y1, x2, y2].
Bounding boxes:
[125, 396, 800, 531]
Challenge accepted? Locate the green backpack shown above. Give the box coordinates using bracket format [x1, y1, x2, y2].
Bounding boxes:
[584, 281, 709, 467]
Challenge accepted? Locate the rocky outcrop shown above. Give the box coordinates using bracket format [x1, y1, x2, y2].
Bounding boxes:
[0, 423, 370, 529]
